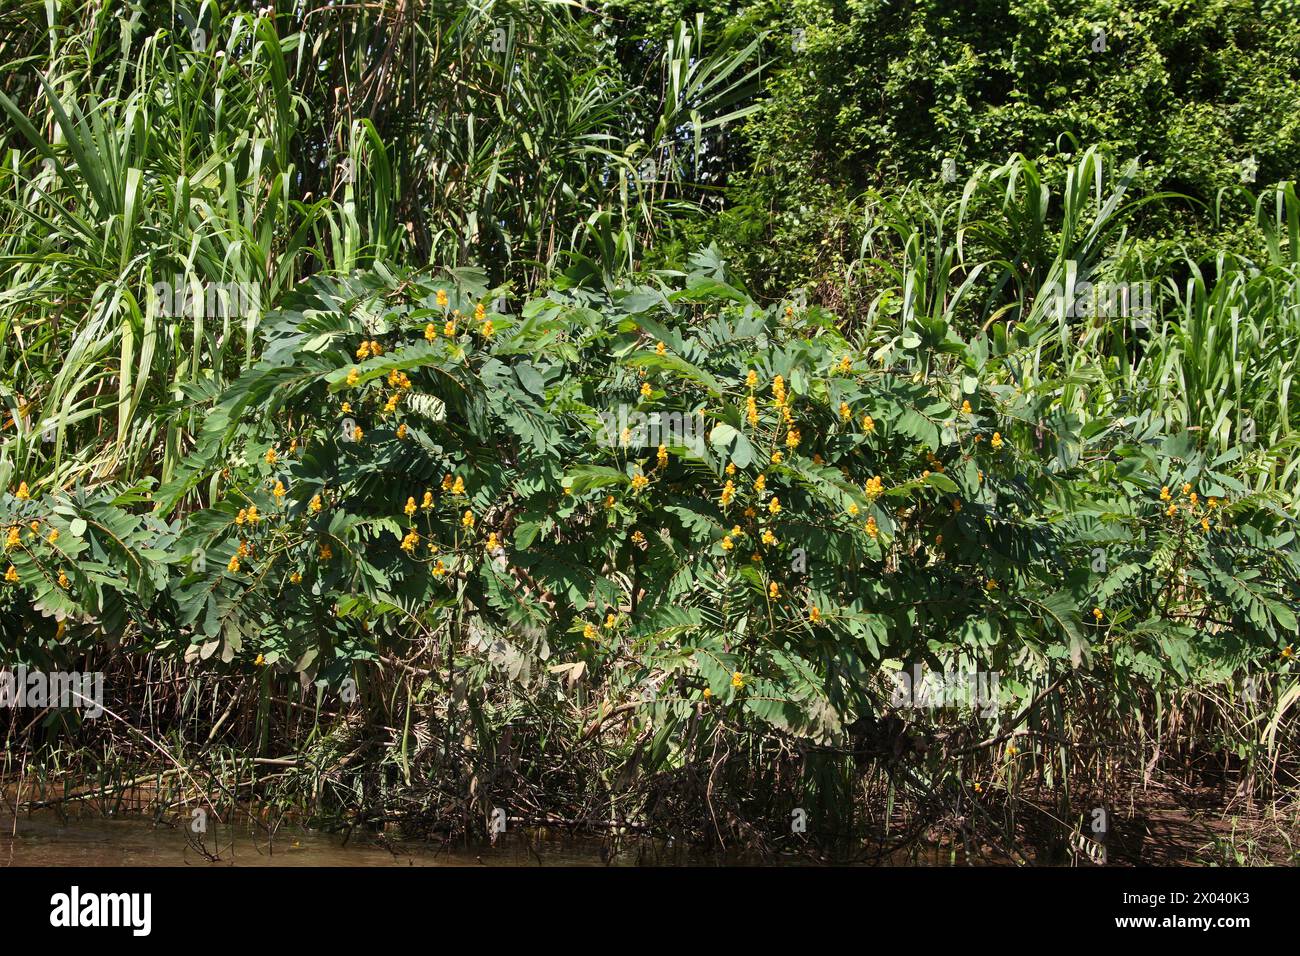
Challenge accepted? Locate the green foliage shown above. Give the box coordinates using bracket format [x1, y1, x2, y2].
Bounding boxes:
[5, 266, 1296, 747]
[702, 0, 1300, 292]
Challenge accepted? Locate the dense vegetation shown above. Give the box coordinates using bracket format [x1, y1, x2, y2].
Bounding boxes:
[1, 1, 1297, 861]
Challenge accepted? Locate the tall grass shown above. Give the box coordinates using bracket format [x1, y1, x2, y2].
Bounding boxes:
[846, 148, 1300, 502]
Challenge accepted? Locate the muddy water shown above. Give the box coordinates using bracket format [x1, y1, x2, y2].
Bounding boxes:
[0, 814, 646, 867]
[0, 813, 777, 867]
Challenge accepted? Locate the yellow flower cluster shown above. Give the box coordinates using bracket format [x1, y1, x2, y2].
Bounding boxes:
[721, 480, 736, 506]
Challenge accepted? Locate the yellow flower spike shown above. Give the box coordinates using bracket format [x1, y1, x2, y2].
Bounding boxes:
[481, 320, 494, 337]
[631, 473, 649, 492]
[356, 341, 371, 360]
[1160, 485, 1171, 501]
[754, 473, 766, 492]
[619, 427, 631, 446]
[273, 480, 287, 501]
[424, 322, 437, 343]
[985, 577, 998, 591]
[246, 506, 259, 524]
[990, 432, 1003, 450]
[404, 496, 417, 517]
[772, 374, 786, 405]
[746, 395, 759, 427]
[848, 502, 859, 517]
[290, 571, 302, 584]
[1201, 517, 1211, 532]
[451, 476, 465, 495]
[319, 543, 333, 561]
[865, 516, 879, 539]
[444, 319, 456, 337]
[631, 530, 646, 545]
[1208, 497, 1219, 509]
[768, 497, 781, 515]
[432, 559, 448, 578]
[583, 623, 599, 640]
[771, 450, 784, 464]
[436, 289, 448, 308]
[746, 370, 758, 389]
[604, 495, 616, 509]
[474, 302, 486, 322]
[310, 494, 323, 513]
[15, 482, 30, 500]
[57, 568, 69, 588]
[265, 448, 277, 465]
[461, 510, 475, 529]
[702, 687, 713, 700]
[341, 402, 352, 414]
[761, 529, 777, 546]
[655, 341, 666, 355]
[862, 414, 876, 434]
[47, 529, 59, 544]
[725, 462, 736, 476]
[397, 423, 409, 440]
[227, 556, 240, 574]
[441, 474, 453, 492]
[1166, 503, 1178, 518]
[808, 606, 821, 623]
[657, 444, 668, 468]
[732, 671, 746, 688]
[1189, 492, 1199, 507]
[768, 581, 780, 598]
[421, 491, 434, 510]
[864, 476, 884, 500]
[721, 480, 736, 506]
[640, 382, 652, 399]
[961, 400, 972, 415]
[605, 612, 618, 629]
[721, 535, 734, 551]
[346, 367, 360, 387]
[839, 402, 851, 421]
[3, 563, 17, 583]
[400, 530, 419, 553]
[1093, 607, 1104, 622]
[785, 428, 801, 450]
[1181, 482, 1192, 496]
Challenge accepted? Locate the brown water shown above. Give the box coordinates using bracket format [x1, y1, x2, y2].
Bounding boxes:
[0, 813, 675, 867]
